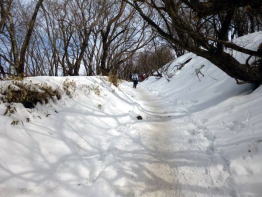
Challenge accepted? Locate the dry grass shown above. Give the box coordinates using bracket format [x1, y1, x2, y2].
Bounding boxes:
[0, 81, 61, 108]
[88, 84, 101, 96]
[62, 79, 76, 98]
[108, 74, 120, 87]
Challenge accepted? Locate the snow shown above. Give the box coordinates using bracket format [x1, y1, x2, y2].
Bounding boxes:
[0, 32, 262, 196]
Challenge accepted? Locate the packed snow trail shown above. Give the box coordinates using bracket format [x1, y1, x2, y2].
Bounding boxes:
[120, 86, 180, 197]
[125, 85, 237, 197]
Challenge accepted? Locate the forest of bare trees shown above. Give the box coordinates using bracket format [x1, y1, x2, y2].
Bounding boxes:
[0, 0, 158, 78]
[0, 0, 262, 83]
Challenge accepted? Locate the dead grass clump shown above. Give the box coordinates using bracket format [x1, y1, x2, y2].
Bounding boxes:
[63, 79, 76, 98]
[88, 85, 101, 96]
[4, 75, 24, 81]
[0, 81, 61, 108]
[11, 120, 19, 125]
[4, 105, 17, 116]
[108, 74, 120, 87]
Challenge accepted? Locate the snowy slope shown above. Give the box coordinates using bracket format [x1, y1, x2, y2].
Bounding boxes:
[0, 77, 139, 197]
[142, 31, 262, 196]
[0, 32, 261, 197]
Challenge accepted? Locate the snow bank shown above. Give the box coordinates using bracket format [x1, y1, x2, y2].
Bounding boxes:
[142, 31, 262, 196]
[0, 76, 140, 197]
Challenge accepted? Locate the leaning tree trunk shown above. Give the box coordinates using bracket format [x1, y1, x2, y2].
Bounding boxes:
[17, 0, 44, 77]
[100, 43, 110, 76]
[194, 48, 262, 84]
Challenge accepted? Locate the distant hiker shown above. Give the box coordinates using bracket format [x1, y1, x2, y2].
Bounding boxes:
[131, 73, 139, 88]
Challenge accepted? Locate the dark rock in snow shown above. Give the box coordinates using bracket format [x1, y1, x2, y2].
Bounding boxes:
[137, 115, 143, 120]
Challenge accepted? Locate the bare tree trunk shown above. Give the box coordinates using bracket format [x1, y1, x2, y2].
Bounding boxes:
[6, 16, 19, 70]
[17, 0, 44, 77]
[73, 32, 90, 75]
[193, 48, 262, 83]
[0, 0, 13, 33]
[100, 39, 110, 75]
[0, 58, 6, 78]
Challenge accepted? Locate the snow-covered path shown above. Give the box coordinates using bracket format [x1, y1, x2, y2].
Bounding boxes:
[125, 86, 235, 197]
[117, 87, 180, 196]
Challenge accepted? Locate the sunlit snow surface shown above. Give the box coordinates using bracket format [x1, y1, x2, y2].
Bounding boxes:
[0, 32, 262, 196]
